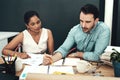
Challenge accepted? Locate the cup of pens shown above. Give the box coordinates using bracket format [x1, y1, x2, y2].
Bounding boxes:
[5, 60, 16, 75]
[1, 55, 17, 75]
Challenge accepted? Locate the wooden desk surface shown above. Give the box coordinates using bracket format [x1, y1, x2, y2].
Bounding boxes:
[0, 58, 117, 80]
[26, 73, 120, 80]
[16, 62, 114, 77]
[25, 64, 118, 80]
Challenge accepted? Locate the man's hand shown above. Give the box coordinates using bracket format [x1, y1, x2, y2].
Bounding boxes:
[67, 52, 83, 59]
[67, 53, 77, 58]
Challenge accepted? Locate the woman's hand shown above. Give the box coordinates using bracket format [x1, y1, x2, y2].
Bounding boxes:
[17, 52, 31, 59]
[43, 54, 53, 65]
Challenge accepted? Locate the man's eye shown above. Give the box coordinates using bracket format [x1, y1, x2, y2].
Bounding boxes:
[86, 21, 91, 23]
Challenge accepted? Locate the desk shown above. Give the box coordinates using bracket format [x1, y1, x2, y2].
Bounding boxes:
[0, 58, 118, 80]
[26, 73, 120, 80]
[0, 31, 19, 56]
[18, 62, 117, 80]
[16, 61, 115, 76]
[25, 64, 119, 80]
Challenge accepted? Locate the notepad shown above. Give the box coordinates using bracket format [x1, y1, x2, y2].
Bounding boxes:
[19, 65, 74, 80]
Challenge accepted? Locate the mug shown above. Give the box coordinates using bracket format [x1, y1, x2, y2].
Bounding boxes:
[15, 58, 23, 72]
[76, 60, 92, 73]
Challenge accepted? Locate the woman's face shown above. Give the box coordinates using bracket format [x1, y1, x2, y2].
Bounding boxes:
[26, 15, 41, 33]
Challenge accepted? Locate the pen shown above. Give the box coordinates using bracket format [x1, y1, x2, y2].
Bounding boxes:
[12, 56, 17, 65]
[62, 47, 77, 65]
[62, 57, 65, 65]
[8, 53, 10, 62]
[47, 65, 50, 74]
[1, 56, 7, 64]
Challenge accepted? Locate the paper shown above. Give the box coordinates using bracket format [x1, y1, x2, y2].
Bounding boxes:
[53, 59, 63, 65]
[49, 66, 74, 74]
[53, 58, 80, 66]
[105, 46, 120, 53]
[21, 54, 44, 66]
[64, 58, 80, 66]
[101, 46, 120, 61]
[100, 52, 111, 61]
[19, 65, 74, 80]
[19, 65, 48, 80]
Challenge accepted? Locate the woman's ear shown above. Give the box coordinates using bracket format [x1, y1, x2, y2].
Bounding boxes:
[26, 24, 29, 29]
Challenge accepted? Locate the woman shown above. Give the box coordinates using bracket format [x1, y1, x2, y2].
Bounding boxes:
[2, 11, 54, 59]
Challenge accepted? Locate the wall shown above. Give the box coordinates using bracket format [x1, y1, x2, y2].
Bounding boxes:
[0, 0, 101, 50]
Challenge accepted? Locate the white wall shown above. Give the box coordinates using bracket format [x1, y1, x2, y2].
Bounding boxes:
[104, 0, 114, 45]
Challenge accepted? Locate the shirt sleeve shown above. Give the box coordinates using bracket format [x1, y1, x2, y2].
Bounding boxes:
[83, 27, 110, 61]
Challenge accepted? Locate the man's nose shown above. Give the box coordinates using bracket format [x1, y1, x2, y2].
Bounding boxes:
[82, 23, 86, 28]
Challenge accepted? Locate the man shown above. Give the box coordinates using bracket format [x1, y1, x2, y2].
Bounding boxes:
[43, 4, 110, 65]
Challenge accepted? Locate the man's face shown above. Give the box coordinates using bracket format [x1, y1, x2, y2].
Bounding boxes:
[80, 12, 98, 33]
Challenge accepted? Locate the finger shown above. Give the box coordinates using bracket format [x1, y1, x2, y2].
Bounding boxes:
[27, 55, 31, 58]
[43, 57, 52, 65]
[44, 55, 52, 61]
[46, 56, 53, 64]
[43, 59, 50, 65]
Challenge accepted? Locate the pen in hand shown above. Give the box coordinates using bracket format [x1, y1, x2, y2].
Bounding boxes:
[43, 54, 53, 65]
[62, 57, 65, 65]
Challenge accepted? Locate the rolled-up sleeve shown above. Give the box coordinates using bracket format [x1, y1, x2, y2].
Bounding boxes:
[55, 27, 76, 58]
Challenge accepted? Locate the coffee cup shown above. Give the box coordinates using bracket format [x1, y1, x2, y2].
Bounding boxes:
[76, 60, 92, 73]
[15, 58, 23, 71]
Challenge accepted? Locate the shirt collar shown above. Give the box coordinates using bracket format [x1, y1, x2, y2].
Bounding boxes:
[89, 21, 99, 34]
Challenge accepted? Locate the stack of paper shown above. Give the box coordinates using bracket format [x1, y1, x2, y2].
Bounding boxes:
[104, 46, 120, 53]
[19, 65, 74, 80]
[100, 46, 120, 66]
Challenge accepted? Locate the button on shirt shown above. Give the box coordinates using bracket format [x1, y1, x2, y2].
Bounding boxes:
[56, 21, 110, 61]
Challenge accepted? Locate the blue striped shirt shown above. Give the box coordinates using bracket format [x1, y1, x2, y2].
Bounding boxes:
[56, 21, 110, 61]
